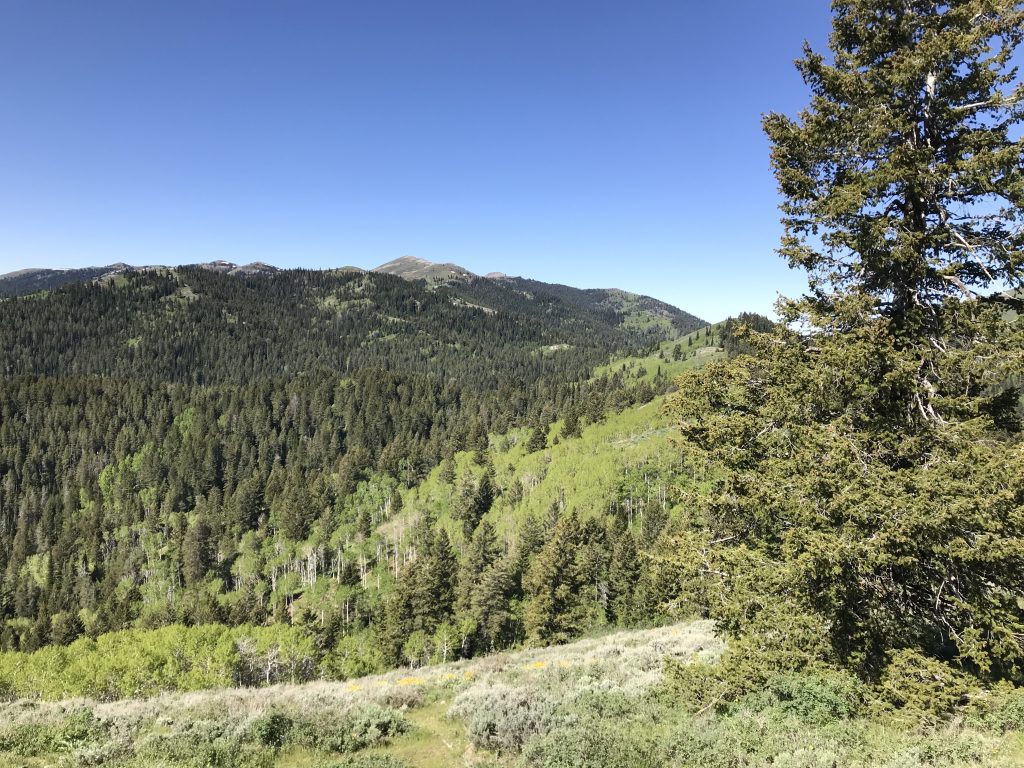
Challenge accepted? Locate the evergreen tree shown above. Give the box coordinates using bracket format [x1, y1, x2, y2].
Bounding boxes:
[407, 523, 458, 632]
[182, 516, 212, 586]
[525, 420, 548, 453]
[438, 456, 456, 486]
[607, 529, 639, 625]
[560, 404, 582, 440]
[456, 521, 499, 616]
[430, 529, 458, 618]
[470, 558, 518, 651]
[452, 465, 496, 539]
[523, 511, 588, 645]
[673, 0, 1024, 682]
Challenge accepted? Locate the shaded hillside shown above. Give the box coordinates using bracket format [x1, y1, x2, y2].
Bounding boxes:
[0, 261, 280, 298]
[0, 267, 678, 385]
[1, 258, 707, 344]
[0, 265, 123, 297]
[497, 276, 705, 337]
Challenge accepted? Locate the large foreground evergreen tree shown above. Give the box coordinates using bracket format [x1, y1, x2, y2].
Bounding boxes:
[672, 0, 1024, 682]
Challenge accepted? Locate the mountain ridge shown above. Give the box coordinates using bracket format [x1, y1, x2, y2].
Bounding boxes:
[0, 256, 706, 332]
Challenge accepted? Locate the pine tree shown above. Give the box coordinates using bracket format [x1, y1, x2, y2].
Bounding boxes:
[408, 524, 458, 632]
[560, 405, 582, 440]
[182, 516, 212, 586]
[430, 529, 458, 618]
[607, 529, 639, 625]
[525, 420, 548, 453]
[452, 465, 496, 539]
[523, 511, 588, 645]
[673, 0, 1024, 682]
[438, 456, 456, 486]
[456, 520, 499, 616]
[470, 558, 517, 651]
[476, 463, 495, 517]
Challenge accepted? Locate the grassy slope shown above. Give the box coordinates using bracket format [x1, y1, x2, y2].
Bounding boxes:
[396, 328, 726, 541]
[4, 620, 1023, 767]
[0, 621, 721, 768]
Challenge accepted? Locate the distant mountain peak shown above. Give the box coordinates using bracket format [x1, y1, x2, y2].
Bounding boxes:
[372, 256, 476, 282]
[192, 261, 279, 275]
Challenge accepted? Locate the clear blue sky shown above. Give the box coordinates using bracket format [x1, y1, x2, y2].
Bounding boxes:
[1, 1, 832, 321]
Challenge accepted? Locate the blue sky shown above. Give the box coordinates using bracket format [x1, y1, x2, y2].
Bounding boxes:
[1, 1, 832, 321]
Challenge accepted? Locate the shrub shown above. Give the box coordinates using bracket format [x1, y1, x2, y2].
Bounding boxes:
[248, 709, 292, 748]
[519, 721, 661, 768]
[662, 659, 731, 714]
[0, 707, 107, 756]
[287, 704, 408, 753]
[739, 669, 865, 725]
[311, 756, 411, 768]
[967, 683, 1024, 734]
[450, 682, 561, 754]
[871, 650, 973, 725]
[133, 736, 275, 768]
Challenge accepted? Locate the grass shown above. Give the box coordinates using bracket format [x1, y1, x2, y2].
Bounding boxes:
[3, 620, 1022, 767]
[0, 622, 718, 767]
[358, 700, 470, 768]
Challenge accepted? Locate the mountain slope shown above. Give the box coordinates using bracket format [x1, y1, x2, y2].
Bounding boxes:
[372, 257, 706, 336]
[393, 328, 727, 543]
[0, 264, 126, 297]
[0, 265, 704, 385]
[0, 258, 710, 681]
[495, 275, 704, 336]
[1, 258, 707, 342]
[0, 261, 282, 297]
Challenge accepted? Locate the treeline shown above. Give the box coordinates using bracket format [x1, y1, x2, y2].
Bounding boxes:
[0, 623, 317, 700]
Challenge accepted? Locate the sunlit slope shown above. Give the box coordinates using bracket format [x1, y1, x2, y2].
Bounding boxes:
[0, 621, 720, 768]
[398, 329, 726, 539]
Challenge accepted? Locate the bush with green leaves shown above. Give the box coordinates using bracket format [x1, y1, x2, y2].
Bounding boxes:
[132, 730, 275, 768]
[741, 669, 864, 725]
[0, 689, 409, 766]
[519, 720, 661, 768]
[0, 706, 107, 757]
[287, 704, 408, 753]
[248, 709, 293, 748]
[969, 684, 1024, 734]
[450, 681, 561, 754]
[871, 649, 975, 726]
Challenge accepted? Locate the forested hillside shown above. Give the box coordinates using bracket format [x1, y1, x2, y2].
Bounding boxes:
[2, 4, 1023, 767]
[0, 265, 713, 669]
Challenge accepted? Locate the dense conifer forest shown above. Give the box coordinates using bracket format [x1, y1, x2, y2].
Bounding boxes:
[0, 265, 707, 676]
